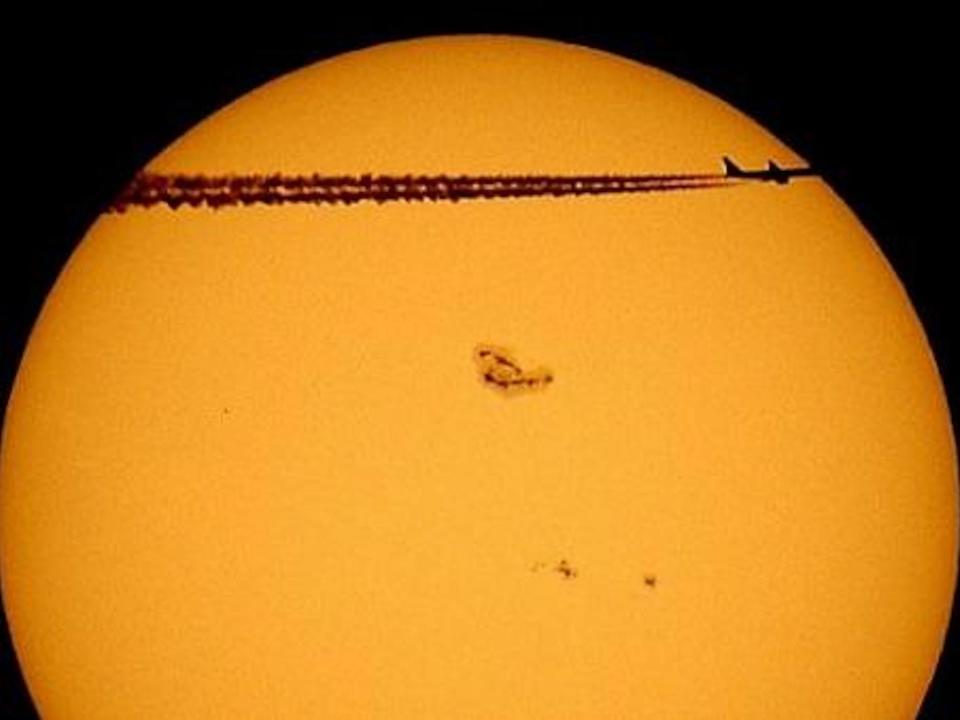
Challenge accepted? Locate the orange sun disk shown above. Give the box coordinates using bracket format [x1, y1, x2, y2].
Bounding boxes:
[1, 35, 956, 719]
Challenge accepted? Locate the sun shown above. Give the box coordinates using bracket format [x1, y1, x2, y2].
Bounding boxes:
[1, 35, 956, 719]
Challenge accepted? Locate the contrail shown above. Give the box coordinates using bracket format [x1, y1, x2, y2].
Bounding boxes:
[108, 171, 740, 212]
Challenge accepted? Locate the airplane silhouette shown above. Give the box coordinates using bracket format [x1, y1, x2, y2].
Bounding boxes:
[723, 157, 817, 184]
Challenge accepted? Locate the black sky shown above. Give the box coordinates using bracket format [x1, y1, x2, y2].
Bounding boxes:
[2, 15, 955, 718]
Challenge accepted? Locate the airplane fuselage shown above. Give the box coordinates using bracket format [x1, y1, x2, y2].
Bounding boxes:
[723, 157, 816, 185]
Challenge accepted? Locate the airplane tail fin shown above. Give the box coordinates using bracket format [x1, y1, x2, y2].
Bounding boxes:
[723, 156, 743, 176]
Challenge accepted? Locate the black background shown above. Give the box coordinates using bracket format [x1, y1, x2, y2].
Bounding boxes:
[2, 15, 956, 718]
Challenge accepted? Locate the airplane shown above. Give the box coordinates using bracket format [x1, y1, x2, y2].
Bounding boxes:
[723, 157, 817, 184]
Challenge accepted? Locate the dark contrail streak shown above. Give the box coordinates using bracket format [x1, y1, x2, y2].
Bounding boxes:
[108, 171, 740, 212]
